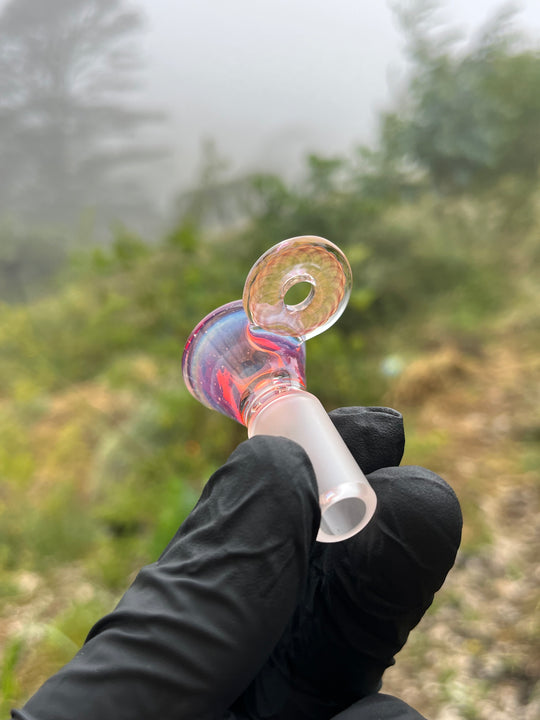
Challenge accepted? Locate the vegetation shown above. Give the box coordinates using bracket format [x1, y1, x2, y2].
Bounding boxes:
[0, 0, 163, 227]
[1, 2, 539, 718]
[0, 0, 164, 298]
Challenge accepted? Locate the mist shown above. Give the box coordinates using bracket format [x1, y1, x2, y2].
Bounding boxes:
[2, 4, 540, 718]
[2, 0, 540, 231]
[138, 0, 540, 208]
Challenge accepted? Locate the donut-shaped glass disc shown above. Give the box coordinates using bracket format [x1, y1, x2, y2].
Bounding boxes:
[243, 236, 352, 341]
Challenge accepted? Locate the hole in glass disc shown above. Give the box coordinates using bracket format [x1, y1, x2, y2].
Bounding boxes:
[284, 281, 314, 309]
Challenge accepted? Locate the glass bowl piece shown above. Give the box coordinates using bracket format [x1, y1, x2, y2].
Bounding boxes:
[243, 235, 352, 341]
[181, 237, 378, 544]
[181, 300, 306, 425]
[248, 388, 377, 542]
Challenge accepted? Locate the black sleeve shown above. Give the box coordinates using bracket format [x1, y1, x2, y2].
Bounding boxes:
[330, 693, 428, 719]
[11, 436, 320, 720]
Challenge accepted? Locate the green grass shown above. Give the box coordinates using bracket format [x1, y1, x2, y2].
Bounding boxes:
[0, 179, 538, 713]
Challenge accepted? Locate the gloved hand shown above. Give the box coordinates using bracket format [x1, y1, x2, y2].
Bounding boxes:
[12, 407, 462, 720]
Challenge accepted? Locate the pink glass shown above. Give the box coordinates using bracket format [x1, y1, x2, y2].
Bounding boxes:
[182, 300, 306, 425]
[243, 235, 352, 340]
[182, 236, 377, 542]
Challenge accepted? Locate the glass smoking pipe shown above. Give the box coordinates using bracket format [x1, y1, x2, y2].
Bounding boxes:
[182, 236, 377, 542]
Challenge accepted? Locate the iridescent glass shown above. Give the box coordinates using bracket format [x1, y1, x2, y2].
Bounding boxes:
[182, 236, 377, 542]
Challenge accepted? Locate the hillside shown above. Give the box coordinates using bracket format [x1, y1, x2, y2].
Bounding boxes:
[0, 189, 539, 718]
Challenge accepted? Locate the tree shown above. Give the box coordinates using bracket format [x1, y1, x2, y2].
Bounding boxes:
[0, 0, 163, 230]
[380, 1, 540, 193]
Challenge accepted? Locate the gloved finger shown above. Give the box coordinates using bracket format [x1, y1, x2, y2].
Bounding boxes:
[330, 464, 462, 620]
[330, 693, 427, 719]
[231, 464, 462, 719]
[303, 465, 462, 710]
[14, 436, 320, 720]
[329, 406, 405, 474]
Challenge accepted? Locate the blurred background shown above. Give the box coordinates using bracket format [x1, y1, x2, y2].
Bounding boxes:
[0, 0, 539, 717]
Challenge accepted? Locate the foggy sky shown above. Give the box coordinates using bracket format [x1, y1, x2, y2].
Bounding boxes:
[2, 0, 540, 213]
[137, 0, 540, 207]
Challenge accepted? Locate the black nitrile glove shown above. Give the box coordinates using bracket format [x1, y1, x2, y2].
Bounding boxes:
[12, 407, 462, 720]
